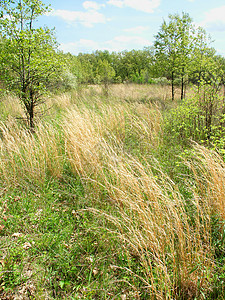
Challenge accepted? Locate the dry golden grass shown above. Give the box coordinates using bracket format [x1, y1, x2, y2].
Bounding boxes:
[46, 93, 73, 111]
[62, 100, 214, 299]
[87, 154, 213, 299]
[63, 106, 104, 178]
[53, 83, 187, 107]
[110, 83, 174, 102]
[186, 144, 225, 221]
[86, 83, 193, 104]
[0, 118, 64, 186]
[63, 100, 162, 178]
[0, 95, 25, 120]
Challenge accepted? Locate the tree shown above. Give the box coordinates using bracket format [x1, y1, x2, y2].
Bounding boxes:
[215, 55, 225, 99]
[96, 59, 115, 95]
[0, 0, 63, 130]
[76, 53, 96, 84]
[154, 13, 195, 100]
[190, 27, 216, 88]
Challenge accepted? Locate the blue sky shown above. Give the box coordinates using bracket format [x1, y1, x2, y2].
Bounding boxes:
[37, 0, 225, 56]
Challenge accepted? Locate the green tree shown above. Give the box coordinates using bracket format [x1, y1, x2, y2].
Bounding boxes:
[188, 29, 224, 140]
[96, 59, 115, 95]
[190, 27, 216, 87]
[0, 0, 63, 129]
[216, 55, 225, 99]
[154, 12, 195, 100]
[76, 53, 95, 84]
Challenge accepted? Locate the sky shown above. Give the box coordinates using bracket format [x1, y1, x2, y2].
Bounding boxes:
[37, 0, 225, 56]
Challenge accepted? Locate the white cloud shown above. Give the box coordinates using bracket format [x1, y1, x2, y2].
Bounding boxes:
[217, 48, 225, 57]
[107, 0, 160, 13]
[60, 35, 152, 54]
[200, 6, 225, 32]
[60, 39, 100, 54]
[50, 9, 108, 27]
[124, 26, 150, 34]
[83, 1, 105, 10]
[105, 35, 152, 52]
[107, 0, 124, 7]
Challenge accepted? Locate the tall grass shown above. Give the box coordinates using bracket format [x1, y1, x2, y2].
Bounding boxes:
[62, 98, 214, 299]
[186, 144, 225, 221]
[108, 83, 183, 103]
[0, 118, 64, 186]
[1, 85, 225, 298]
[0, 95, 25, 120]
[63, 101, 162, 177]
[65, 140, 214, 298]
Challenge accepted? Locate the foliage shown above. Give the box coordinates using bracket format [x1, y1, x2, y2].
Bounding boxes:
[150, 76, 170, 85]
[0, 0, 63, 129]
[164, 96, 205, 145]
[63, 47, 155, 86]
[56, 13, 224, 99]
[164, 82, 224, 148]
[154, 13, 196, 100]
[95, 59, 115, 95]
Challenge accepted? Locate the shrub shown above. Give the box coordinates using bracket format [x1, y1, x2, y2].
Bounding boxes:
[164, 97, 207, 146]
[164, 84, 224, 147]
[150, 77, 170, 85]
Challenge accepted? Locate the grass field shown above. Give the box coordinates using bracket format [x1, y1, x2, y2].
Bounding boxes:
[0, 84, 225, 299]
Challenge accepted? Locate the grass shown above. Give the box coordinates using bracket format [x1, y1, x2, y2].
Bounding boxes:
[0, 84, 225, 299]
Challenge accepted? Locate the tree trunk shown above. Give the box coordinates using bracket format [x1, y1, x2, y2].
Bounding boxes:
[103, 80, 109, 96]
[171, 71, 174, 101]
[28, 92, 35, 132]
[206, 95, 213, 141]
[29, 105, 34, 131]
[181, 67, 184, 100]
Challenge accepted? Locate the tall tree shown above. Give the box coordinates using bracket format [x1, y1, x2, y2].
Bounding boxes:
[96, 59, 115, 95]
[154, 12, 195, 100]
[0, 0, 63, 129]
[191, 27, 217, 88]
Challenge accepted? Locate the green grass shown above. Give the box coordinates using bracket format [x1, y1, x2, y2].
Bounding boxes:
[0, 180, 141, 299]
[1, 164, 153, 299]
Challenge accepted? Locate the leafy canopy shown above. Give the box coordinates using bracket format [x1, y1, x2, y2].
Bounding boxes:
[0, 0, 63, 128]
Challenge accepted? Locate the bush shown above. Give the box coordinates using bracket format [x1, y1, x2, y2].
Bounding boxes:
[150, 77, 170, 85]
[164, 97, 206, 146]
[164, 82, 224, 147]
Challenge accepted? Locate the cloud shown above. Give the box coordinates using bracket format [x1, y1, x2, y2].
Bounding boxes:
[102, 35, 152, 52]
[50, 1, 107, 27]
[200, 6, 225, 32]
[107, 0, 160, 13]
[124, 26, 150, 34]
[217, 48, 225, 57]
[83, 1, 105, 10]
[50, 9, 108, 27]
[106, 35, 152, 51]
[60, 39, 100, 54]
[60, 35, 152, 54]
[107, 0, 124, 7]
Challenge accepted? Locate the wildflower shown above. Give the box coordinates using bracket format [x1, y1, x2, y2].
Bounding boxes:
[12, 232, 23, 237]
[23, 242, 32, 250]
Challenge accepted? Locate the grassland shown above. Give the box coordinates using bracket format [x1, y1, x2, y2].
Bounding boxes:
[0, 84, 225, 299]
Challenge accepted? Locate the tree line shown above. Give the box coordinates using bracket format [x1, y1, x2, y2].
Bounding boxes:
[0, 0, 225, 129]
[66, 12, 225, 100]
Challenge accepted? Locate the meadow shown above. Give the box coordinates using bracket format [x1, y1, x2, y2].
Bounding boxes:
[0, 83, 225, 299]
